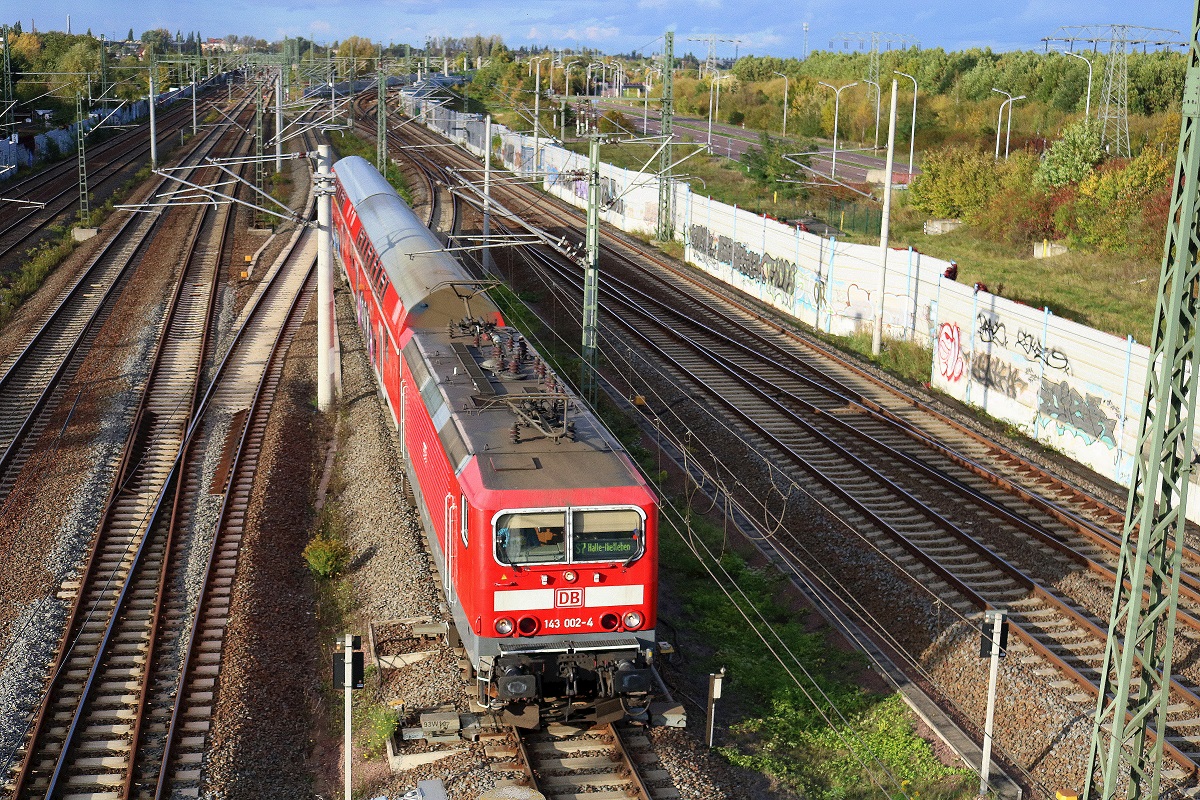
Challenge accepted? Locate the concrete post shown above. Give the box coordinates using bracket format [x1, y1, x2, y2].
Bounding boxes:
[316, 144, 338, 411]
[148, 62, 158, 170]
[872, 81, 898, 357]
[276, 67, 283, 172]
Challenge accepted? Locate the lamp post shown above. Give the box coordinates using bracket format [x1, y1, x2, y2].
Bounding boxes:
[894, 70, 917, 180]
[818, 80, 858, 179]
[565, 59, 580, 101]
[1062, 51, 1092, 118]
[991, 88, 1024, 160]
[863, 78, 881, 152]
[772, 70, 789, 137]
[644, 66, 661, 134]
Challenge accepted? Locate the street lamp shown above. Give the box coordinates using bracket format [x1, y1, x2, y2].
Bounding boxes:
[644, 66, 662, 134]
[894, 70, 917, 180]
[772, 70, 789, 137]
[1061, 51, 1093, 118]
[818, 80, 858, 179]
[991, 88, 1025, 160]
[863, 78, 881, 152]
[564, 60, 580, 100]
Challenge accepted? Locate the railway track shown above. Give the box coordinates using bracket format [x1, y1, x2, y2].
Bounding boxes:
[385, 111, 1200, 791]
[0, 92, 255, 507]
[495, 722, 675, 800]
[2, 121, 317, 799]
[0, 82, 230, 271]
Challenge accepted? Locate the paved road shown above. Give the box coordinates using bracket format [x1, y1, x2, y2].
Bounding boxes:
[586, 96, 918, 186]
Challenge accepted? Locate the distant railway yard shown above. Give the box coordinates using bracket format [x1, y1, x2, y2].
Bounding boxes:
[0, 15, 1198, 800]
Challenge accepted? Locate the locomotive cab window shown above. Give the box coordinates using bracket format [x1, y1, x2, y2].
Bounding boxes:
[493, 507, 645, 566]
[495, 511, 567, 565]
[572, 509, 643, 562]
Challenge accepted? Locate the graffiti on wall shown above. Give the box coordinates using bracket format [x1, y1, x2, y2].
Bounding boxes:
[1038, 379, 1117, 448]
[688, 223, 797, 295]
[1016, 329, 1070, 372]
[937, 322, 966, 382]
[976, 313, 1007, 348]
[970, 353, 1029, 399]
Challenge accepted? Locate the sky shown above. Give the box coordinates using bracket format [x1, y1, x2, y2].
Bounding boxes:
[13, 0, 1194, 58]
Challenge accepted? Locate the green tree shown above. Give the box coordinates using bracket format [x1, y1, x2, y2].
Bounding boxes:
[1034, 118, 1103, 189]
[908, 144, 1000, 218]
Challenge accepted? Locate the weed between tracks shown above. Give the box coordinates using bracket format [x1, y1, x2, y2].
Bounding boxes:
[305, 418, 400, 766]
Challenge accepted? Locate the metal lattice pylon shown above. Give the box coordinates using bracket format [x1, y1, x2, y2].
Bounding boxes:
[1098, 29, 1132, 157]
[1043, 24, 1184, 158]
[1083, 5, 1200, 799]
[76, 93, 89, 223]
[2, 25, 14, 137]
[655, 31, 674, 243]
[832, 32, 920, 112]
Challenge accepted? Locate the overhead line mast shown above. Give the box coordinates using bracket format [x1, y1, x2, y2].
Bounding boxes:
[1082, 4, 1200, 799]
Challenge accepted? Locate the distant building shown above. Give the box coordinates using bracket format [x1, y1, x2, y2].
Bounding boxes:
[201, 38, 232, 53]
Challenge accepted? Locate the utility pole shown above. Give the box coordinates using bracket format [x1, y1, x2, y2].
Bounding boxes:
[2, 25, 15, 139]
[316, 143, 338, 411]
[148, 57, 158, 170]
[1082, 5, 1200, 799]
[482, 114, 493, 272]
[275, 66, 283, 172]
[254, 85, 265, 224]
[655, 31, 675, 243]
[581, 134, 601, 406]
[871, 80, 897, 357]
[376, 68, 387, 172]
[76, 93, 89, 224]
[833, 32, 919, 142]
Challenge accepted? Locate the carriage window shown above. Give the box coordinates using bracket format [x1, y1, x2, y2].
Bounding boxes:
[495, 511, 567, 565]
[572, 509, 643, 562]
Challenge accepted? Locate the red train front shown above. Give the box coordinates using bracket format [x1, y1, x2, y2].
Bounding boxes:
[331, 155, 661, 725]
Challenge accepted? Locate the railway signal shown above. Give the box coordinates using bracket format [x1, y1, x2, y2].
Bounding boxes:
[978, 610, 1008, 798]
[334, 634, 365, 800]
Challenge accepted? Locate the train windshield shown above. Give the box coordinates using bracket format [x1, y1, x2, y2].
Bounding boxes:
[572, 509, 643, 562]
[494, 508, 644, 566]
[495, 511, 567, 565]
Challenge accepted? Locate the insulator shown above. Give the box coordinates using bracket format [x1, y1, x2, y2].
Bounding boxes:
[492, 343, 502, 361]
[508, 357, 519, 374]
[518, 339, 528, 360]
[474, 330, 481, 347]
[511, 422, 521, 443]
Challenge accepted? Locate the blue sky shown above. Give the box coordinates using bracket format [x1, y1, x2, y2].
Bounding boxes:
[14, 0, 1193, 57]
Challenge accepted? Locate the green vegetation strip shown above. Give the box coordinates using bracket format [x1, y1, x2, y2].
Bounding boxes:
[329, 129, 413, 204]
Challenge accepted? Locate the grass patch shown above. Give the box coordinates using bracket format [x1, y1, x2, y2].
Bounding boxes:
[329, 129, 413, 204]
[824, 329, 934, 386]
[659, 507, 970, 799]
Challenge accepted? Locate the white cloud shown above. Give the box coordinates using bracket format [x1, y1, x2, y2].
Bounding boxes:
[309, 19, 331, 32]
[584, 25, 620, 40]
[527, 26, 540, 39]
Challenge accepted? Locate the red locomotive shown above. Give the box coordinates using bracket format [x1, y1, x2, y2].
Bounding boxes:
[331, 155, 661, 725]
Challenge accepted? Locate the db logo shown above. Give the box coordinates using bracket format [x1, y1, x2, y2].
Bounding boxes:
[555, 589, 583, 608]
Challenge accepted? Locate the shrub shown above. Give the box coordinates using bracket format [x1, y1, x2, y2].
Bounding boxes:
[361, 703, 399, 758]
[303, 535, 351, 579]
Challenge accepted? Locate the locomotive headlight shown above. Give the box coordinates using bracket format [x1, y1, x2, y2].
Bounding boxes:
[563, 570, 577, 583]
[494, 617, 514, 635]
[623, 611, 644, 630]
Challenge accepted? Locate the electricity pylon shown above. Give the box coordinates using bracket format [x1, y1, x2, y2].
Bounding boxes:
[1082, 5, 1200, 799]
[1042, 25, 1183, 157]
[831, 32, 919, 122]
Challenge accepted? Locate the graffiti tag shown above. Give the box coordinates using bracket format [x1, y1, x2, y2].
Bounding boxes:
[937, 322, 965, 382]
[1017, 330, 1070, 372]
[970, 353, 1028, 399]
[976, 313, 1007, 348]
[688, 223, 797, 295]
[1038, 379, 1116, 449]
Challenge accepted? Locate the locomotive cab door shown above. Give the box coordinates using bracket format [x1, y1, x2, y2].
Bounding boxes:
[444, 493, 457, 604]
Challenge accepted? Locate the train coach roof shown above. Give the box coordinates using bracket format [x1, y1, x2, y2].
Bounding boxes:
[333, 155, 474, 319]
[409, 324, 645, 493]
